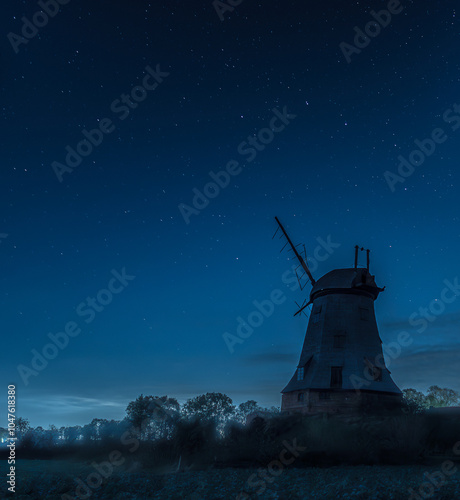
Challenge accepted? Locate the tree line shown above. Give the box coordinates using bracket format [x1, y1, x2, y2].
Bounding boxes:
[402, 385, 460, 412]
[0, 387, 458, 469]
[0, 393, 278, 449]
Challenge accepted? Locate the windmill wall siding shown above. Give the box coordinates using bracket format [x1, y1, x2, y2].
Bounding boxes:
[283, 293, 400, 395]
[282, 390, 402, 415]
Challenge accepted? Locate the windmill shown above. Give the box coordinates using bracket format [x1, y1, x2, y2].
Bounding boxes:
[273, 217, 402, 415]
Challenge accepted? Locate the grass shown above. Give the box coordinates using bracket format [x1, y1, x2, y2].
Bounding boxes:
[1, 459, 459, 499]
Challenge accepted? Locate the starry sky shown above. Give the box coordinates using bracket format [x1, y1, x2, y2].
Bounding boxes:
[1, 0, 459, 427]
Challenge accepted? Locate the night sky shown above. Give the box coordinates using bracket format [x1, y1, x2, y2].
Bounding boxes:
[1, 0, 459, 428]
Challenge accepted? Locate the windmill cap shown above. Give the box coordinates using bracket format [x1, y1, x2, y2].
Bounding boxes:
[310, 268, 384, 301]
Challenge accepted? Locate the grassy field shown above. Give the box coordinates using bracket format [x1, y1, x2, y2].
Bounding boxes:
[1, 459, 460, 499]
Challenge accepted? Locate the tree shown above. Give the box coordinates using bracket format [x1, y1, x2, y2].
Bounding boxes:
[126, 394, 180, 440]
[16, 417, 30, 442]
[64, 425, 82, 443]
[426, 386, 460, 408]
[32, 426, 45, 447]
[265, 406, 281, 415]
[59, 426, 66, 442]
[82, 422, 97, 443]
[87, 418, 108, 440]
[150, 396, 181, 439]
[402, 388, 429, 413]
[16, 417, 30, 433]
[234, 400, 262, 423]
[126, 394, 155, 435]
[98, 419, 121, 442]
[42, 425, 59, 447]
[182, 392, 235, 434]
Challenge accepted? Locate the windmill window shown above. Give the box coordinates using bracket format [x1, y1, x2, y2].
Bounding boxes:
[333, 335, 346, 349]
[297, 367, 304, 381]
[359, 307, 369, 321]
[313, 304, 322, 323]
[319, 392, 330, 400]
[297, 392, 304, 402]
[330, 366, 343, 388]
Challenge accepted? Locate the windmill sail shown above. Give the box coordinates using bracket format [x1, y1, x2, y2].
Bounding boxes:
[274, 217, 316, 286]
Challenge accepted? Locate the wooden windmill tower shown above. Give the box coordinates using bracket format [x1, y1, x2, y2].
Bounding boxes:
[274, 217, 402, 415]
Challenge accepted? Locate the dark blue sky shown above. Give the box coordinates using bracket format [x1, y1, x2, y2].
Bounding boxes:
[1, 0, 459, 427]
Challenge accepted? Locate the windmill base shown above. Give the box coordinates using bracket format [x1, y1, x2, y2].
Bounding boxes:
[282, 389, 402, 415]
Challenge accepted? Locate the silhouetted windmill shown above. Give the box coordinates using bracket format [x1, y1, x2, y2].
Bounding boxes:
[273, 217, 402, 415]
